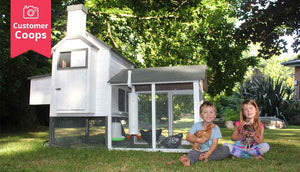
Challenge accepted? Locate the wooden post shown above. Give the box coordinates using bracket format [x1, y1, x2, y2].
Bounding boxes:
[168, 92, 173, 136]
[49, 117, 56, 145]
[105, 117, 108, 147]
[107, 86, 112, 149]
[193, 81, 200, 123]
[85, 118, 90, 143]
[151, 83, 156, 149]
[199, 80, 204, 109]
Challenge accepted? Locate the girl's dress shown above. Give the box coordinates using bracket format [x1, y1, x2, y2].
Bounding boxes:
[223, 121, 270, 158]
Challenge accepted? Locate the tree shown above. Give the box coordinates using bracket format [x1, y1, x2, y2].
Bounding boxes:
[51, 0, 86, 45]
[254, 56, 294, 87]
[85, 0, 257, 96]
[0, 0, 82, 130]
[235, 0, 300, 58]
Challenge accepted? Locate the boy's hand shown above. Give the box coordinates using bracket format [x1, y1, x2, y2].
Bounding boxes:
[199, 152, 206, 161]
[199, 152, 208, 162]
[196, 137, 209, 144]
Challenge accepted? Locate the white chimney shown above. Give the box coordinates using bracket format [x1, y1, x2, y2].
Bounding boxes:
[66, 4, 88, 36]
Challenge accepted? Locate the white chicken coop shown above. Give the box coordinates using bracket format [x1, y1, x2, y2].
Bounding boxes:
[29, 4, 207, 152]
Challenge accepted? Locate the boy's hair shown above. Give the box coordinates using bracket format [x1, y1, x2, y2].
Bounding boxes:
[199, 101, 217, 114]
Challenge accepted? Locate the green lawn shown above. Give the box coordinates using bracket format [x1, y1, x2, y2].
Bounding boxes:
[0, 125, 300, 171]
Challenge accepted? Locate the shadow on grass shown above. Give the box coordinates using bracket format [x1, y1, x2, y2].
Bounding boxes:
[0, 139, 299, 171]
[1, 125, 299, 171]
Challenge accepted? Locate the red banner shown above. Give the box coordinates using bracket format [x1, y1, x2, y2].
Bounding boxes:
[11, 0, 51, 58]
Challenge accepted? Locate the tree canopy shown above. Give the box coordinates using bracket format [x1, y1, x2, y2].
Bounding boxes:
[1, 0, 299, 129]
[235, 0, 300, 58]
[83, 0, 257, 96]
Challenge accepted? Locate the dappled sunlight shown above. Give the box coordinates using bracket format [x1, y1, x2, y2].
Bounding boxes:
[219, 127, 300, 147]
[264, 127, 300, 147]
[1, 142, 33, 155]
[0, 131, 48, 146]
[154, 114, 195, 138]
[0, 125, 299, 171]
[55, 127, 105, 136]
[218, 138, 234, 145]
[0, 137, 44, 156]
[265, 138, 299, 147]
[27, 132, 49, 139]
[173, 114, 194, 138]
[174, 115, 194, 123]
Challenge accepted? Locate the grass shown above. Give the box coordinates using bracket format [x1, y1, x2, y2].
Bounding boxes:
[0, 125, 300, 172]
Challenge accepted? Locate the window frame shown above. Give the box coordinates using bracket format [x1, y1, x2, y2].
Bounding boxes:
[57, 48, 88, 70]
[118, 88, 128, 112]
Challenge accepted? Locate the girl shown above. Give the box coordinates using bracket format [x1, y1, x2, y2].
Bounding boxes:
[224, 99, 270, 160]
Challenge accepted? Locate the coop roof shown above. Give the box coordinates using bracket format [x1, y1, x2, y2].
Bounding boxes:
[108, 65, 206, 85]
[281, 58, 300, 67]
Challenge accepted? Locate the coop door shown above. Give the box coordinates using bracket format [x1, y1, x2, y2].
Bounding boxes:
[55, 50, 88, 112]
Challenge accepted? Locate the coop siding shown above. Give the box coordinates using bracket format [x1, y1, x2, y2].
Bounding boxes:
[29, 76, 51, 105]
[95, 48, 110, 116]
[111, 86, 119, 114]
[89, 47, 98, 113]
[109, 54, 132, 79]
[50, 39, 92, 115]
[109, 53, 132, 115]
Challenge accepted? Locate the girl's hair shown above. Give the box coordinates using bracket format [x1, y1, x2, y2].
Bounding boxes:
[199, 101, 217, 114]
[239, 99, 262, 135]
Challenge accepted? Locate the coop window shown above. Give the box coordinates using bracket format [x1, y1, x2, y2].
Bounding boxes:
[58, 49, 88, 69]
[118, 89, 127, 112]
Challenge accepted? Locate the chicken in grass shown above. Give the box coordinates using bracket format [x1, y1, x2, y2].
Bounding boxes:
[161, 133, 183, 148]
[140, 129, 162, 146]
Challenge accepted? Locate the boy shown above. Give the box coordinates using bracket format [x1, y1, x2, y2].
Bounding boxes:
[179, 101, 229, 166]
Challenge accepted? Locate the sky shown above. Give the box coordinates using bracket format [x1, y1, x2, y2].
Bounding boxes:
[249, 35, 297, 59]
[280, 35, 297, 59]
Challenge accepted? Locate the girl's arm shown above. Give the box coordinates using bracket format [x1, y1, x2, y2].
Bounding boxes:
[231, 125, 243, 141]
[251, 127, 264, 144]
[186, 133, 208, 144]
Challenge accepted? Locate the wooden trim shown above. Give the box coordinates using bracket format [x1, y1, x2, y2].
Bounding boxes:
[136, 83, 193, 91]
[151, 84, 156, 149]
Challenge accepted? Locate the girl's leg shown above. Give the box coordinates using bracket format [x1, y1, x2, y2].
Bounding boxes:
[208, 146, 230, 161]
[258, 143, 270, 154]
[223, 143, 233, 152]
[223, 143, 251, 158]
[249, 143, 270, 157]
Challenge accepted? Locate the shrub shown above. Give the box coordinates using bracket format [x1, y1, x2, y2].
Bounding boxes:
[220, 107, 239, 121]
[281, 100, 300, 124]
[212, 94, 242, 121]
[239, 75, 293, 123]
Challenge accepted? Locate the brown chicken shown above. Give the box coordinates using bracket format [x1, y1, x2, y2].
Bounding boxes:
[241, 123, 255, 150]
[192, 123, 215, 151]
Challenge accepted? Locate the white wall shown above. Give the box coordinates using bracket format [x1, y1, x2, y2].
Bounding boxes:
[94, 46, 111, 116]
[109, 53, 133, 115]
[50, 36, 133, 117]
[29, 76, 51, 105]
[50, 39, 92, 116]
